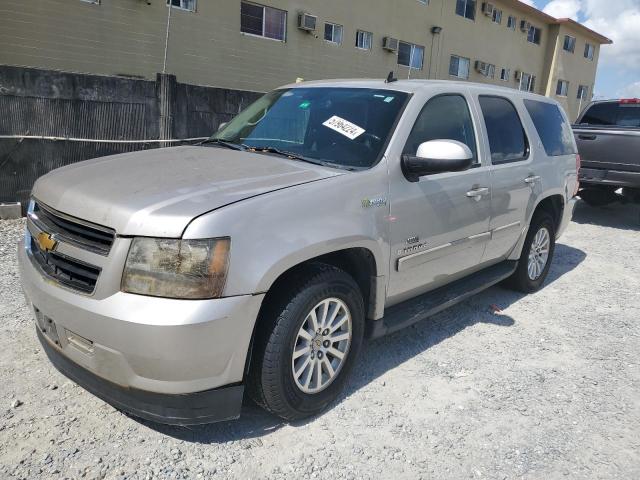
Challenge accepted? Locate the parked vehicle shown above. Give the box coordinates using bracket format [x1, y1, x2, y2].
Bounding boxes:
[18, 79, 578, 425]
[573, 98, 640, 205]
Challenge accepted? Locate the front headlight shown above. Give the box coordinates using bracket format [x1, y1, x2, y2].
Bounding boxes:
[121, 237, 230, 299]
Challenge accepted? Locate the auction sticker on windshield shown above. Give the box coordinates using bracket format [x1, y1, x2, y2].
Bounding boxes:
[322, 115, 366, 140]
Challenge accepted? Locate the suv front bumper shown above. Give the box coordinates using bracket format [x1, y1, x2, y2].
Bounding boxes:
[18, 240, 265, 425]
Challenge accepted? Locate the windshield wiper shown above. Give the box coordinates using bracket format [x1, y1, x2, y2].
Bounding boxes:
[250, 146, 357, 171]
[200, 138, 248, 151]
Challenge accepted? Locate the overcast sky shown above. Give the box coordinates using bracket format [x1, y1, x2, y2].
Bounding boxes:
[522, 0, 640, 99]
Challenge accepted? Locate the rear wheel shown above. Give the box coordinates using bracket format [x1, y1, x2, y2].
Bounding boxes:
[505, 212, 556, 293]
[247, 264, 364, 421]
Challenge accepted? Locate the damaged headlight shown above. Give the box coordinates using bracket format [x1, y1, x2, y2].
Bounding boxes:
[121, 237, 230, 299]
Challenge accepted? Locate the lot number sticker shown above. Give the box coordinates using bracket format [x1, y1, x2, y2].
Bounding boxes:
[322, 116, 366, 140]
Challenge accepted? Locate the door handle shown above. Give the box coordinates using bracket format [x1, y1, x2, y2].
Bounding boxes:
[524, 175, 541, 185]
[466, 187, 490, 200]
[578, 134, 597, 141]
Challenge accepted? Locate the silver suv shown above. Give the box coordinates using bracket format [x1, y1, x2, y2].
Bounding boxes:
[18, 80, 579, 425]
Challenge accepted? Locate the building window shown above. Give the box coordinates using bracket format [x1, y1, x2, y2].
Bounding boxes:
[492, 9, 502, 24]
[398, 42, 425, 69]
[500, 68, 510, 81]
[507, 16, 517, 30]
[449, 55, 470, 79]
[556, 80, 569, 97]
[455, 0, 476, 20]
[324, 23, 343, 45]
[527, 25, 541, 45]
[477, 62, 495, 78]
[240, 2, 287, 41]
[563, 35, 576, 53]
[355, 30, 373, 50]
[577, 85, 589, 100]
[417, 0, 430, 4]
[167, 0, 195, 11]
[81, 0, 100, 4]
[584, 43, 595, 60]
[519, 72, 535, 92]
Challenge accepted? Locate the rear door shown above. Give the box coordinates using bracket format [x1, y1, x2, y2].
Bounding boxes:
[475, 94, 538, 262]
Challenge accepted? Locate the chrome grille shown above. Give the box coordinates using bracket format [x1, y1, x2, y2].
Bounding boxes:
[29, 234, 101, 294]
[29, 201, 115, 255]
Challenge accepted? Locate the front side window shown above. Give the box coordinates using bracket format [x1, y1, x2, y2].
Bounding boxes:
[527, 26, 541, 45]
[324, 23, 343, 45]
[584, 43, 595, 60]
[167, 0, 195, 11]
[355, 30, 373, 50]
[524, 99, 576, 156]
[398, 42, 425, 70]
[449, 55, 470, 79]
[507, 15, 517, 30]
[240, 2, 287, 41]
[556, 80, 569, 97]
[563, 35, 576, 53]
[403, 95, 478, 164]
[479, 96, 528, 164]
[212, 88, 409, 169]
[456, 0, 476, 20]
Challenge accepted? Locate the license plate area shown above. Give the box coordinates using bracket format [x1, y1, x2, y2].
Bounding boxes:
[33, 306, 60, 346]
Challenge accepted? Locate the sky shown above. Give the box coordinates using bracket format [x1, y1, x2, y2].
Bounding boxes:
[521, 0, 640, 99]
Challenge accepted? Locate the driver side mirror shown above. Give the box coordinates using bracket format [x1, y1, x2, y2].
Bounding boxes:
[401, 140, 474, 182]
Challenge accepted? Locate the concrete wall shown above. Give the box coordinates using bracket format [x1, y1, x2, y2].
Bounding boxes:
[0, 0, 606, 119]
[0, 65, 261, 208]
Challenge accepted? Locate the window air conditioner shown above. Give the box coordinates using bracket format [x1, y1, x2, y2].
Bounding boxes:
[383, 37, 399, 52]
[297, 13, 317, 32]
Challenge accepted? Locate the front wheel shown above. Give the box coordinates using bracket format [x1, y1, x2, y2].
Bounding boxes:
[505, 212, 556, 293]
[247, 264, 365, 421]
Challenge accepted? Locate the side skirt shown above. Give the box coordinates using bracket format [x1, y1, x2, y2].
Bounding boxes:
[365, 260, 518, 339]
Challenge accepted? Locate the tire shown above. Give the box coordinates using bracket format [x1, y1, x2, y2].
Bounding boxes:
[247, 264, 365, 421]
[579, 186, 618, 206]
[504, 212, 556, 293]
[621, 187, 640, 204]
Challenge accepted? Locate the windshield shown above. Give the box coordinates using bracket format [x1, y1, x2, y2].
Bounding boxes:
[210, 87, 409, 169]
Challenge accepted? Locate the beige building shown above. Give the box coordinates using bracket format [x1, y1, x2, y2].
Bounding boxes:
[0, 0, 611, 120]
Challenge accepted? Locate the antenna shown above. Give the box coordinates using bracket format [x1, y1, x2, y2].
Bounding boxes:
[385, 71, 397, 83]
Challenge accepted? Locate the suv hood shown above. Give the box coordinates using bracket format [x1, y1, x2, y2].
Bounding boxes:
[33, 146, 343, 237]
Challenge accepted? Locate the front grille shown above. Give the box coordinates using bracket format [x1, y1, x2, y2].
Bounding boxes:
[29, 201, 115, 256]
[30, 236, 101, 294]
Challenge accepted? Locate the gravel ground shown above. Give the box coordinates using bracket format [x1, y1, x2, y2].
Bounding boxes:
[1, 200, 639, 480]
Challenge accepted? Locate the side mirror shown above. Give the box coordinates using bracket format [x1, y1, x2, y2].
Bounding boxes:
[401, 140, 473, 182]
[217, 122, 228, 131]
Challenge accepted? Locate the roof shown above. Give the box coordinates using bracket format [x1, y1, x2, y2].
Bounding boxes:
[280, 79, 553, 101]
[554, 18, 613, 44]
[502, 0, 612, 45]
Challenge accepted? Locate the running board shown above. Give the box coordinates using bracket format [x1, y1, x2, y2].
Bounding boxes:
[366, 260, 518, 339]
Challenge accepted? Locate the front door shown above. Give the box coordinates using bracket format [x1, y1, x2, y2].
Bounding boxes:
[387, 91, 491, 305]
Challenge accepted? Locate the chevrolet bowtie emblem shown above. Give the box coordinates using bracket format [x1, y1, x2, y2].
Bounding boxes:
[37, 232, 58, 253]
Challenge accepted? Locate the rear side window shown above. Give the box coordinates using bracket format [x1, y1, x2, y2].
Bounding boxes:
[403, 94, 478, 163]
[478, 96, 528, 164]
[524, 99, 576, 156]
[580, 102, 640, 127]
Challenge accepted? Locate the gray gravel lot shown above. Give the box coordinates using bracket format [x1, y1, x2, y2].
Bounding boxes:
[1, 201, 639, 480]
